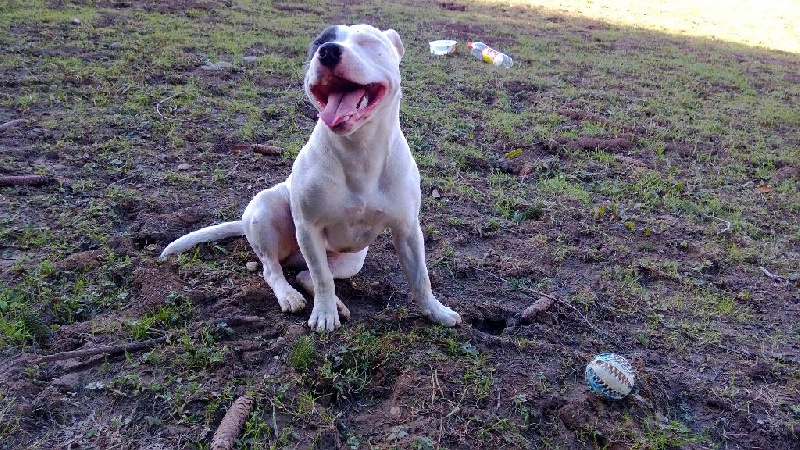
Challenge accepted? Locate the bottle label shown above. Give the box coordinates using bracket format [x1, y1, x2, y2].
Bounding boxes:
[481, 47, 500, 64]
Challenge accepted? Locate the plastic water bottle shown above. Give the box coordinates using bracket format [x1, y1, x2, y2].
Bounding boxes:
[467, 41, 513, 68]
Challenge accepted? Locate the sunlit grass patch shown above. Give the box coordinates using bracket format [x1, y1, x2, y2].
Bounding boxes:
[506, 0, 800, 54]
[537, 174, 592, 204]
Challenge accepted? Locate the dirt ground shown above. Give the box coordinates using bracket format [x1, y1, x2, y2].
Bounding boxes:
[1, 0, 799, 449]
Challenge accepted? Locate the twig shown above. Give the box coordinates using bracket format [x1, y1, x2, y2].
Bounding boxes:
[0, 119, 27, 131]
[34, 337, 167, 364]
[211, 395, 255, 450]
[35, 316, 267, 364]
[437, 415, 444, 450]
[212, 315, 266, 328]
[759, 266, 785, 282]
[106, 173, 139, 187]
[439, 2, 466, 11]
[0, 175, 51, 187]
[230, 144, 283, 156]
[712, 216, 732, 234]
[156, 93, 183, 119]
[430, 368, 441, 403]
[271, 402, 279, 439]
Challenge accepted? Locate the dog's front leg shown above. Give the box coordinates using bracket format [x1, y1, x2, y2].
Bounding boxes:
[296, 226, 341, 331]
[392, 222, 462, 327]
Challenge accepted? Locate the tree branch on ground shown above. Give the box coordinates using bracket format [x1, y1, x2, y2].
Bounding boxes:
[0, 175, 51, 186]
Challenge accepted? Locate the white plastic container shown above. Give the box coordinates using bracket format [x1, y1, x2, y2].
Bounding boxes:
[429, 40, 457, 55]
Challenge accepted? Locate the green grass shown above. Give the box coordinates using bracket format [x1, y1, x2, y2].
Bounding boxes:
[0, 263, 54, 348]
[127, 293, 194, 340]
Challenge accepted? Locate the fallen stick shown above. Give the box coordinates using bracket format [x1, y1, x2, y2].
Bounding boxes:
[155, 93, 183, 119]
[0, 175, 51, 187]
[35, 316, 267, 364]
[759, 266, 785, 282]
[0, 119, 27, 131]
[712, 216, 732, 234]
[210, 315, 266, 328]
[211, 395, 255, 450]
[229, 144, 282, 155]
[34, 337, 167, 364]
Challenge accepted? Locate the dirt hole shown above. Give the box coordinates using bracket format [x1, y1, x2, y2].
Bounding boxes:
[471, 317, 507, 335]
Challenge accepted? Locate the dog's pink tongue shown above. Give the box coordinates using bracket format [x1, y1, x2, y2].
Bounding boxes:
[320, 88, 366, 127]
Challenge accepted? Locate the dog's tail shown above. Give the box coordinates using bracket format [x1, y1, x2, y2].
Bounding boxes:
[159, 221, 244, 258]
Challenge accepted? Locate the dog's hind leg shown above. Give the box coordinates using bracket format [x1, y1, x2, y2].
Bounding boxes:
[242, 183, 307, 313]
[258, 256, 307, 313]
[295, 248, 367, 320]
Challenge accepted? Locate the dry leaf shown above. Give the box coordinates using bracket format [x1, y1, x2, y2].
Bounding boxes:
[519, 161, 533, 177]
[754, 183, 771, 194]
[505, 148, 523, 159]
[230, 144, 282, 155]
[229, 144, 250, 153]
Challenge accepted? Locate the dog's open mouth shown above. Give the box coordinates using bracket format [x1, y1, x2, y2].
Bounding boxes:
[310, 76, 386, 129]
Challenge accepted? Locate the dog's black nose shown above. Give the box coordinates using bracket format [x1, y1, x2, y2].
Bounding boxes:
[317, 42, 342, 68]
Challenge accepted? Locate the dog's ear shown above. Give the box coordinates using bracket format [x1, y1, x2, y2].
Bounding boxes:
[383, 29, 405, 60]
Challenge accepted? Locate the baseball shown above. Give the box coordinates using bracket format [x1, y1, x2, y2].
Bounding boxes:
[585, 353, 635, 400]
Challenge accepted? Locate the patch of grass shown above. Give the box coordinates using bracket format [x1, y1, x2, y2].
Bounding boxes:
[237, 399, 279, 447]
[0, 262, 56, 350]
[288, 335, 315, 372]
[7, 226, 52, 250]
[174, 327, 230, 371]
[640, 416, 710, 449]
[0, 282, 50, 349]
[127, 293, 195, 340]
[487, 170, 542, 220]
[307, 326, 401, 400]
[538, 174, 592, 204]
[0, 394, 20, 437]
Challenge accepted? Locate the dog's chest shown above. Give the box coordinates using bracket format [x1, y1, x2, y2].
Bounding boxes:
[323, 195, 387, 253]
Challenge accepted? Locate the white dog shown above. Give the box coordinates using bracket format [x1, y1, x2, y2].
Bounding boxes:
[160, 24, 461, 331]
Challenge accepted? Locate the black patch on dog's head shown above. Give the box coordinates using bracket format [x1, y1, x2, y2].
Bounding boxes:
[309, 26, 339, 60]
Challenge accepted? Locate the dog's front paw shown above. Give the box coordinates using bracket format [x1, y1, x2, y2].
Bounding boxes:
[423, 302, 462, 327]
[297, 272, 350, 320]
[308, 298, 342, 331]
[278, 288, 307, 313]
